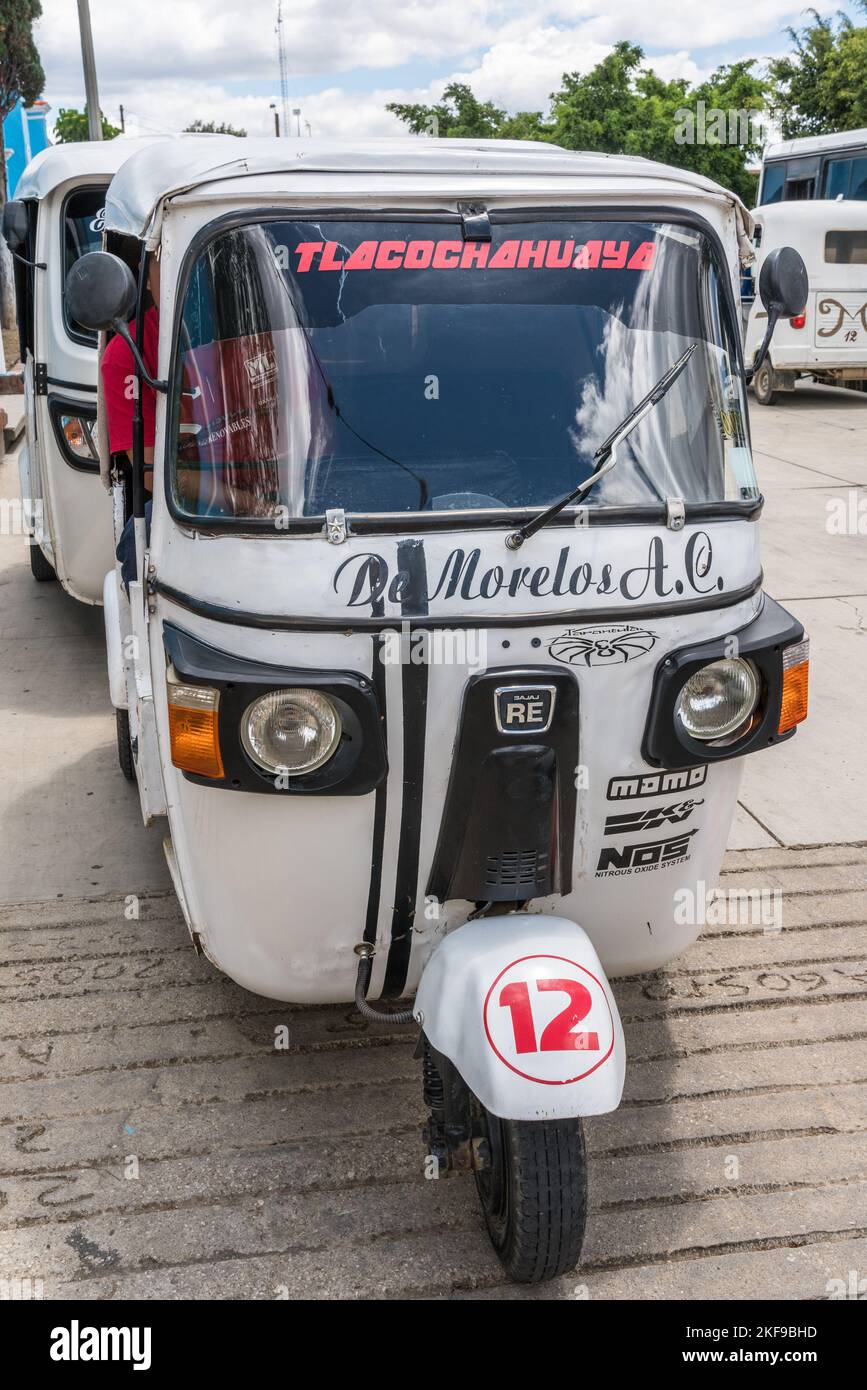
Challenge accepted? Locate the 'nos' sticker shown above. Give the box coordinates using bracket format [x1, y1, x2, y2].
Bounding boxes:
[483, 954, 615, 1085]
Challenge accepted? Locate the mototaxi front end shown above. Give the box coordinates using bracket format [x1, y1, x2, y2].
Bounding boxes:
[69, 138, 811, 1284]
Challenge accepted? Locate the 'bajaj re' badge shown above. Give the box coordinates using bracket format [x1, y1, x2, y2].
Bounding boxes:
[494, 686, 556, 734]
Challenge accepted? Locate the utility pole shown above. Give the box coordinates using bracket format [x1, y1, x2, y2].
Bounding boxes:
[275, 2, 290, 139]
[119, 104, 125, 133]
[270, 103, 280, 137]
[77, 0, 103, 140]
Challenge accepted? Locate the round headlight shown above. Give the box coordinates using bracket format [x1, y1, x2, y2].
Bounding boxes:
[676, 658, 759, 741]
[241, 689, 341, 775]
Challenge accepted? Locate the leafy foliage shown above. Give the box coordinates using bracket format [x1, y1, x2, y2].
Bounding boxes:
[184, 118, 247, 136]
[0, 0, 43, 122]
[768, 3, 867, 137]
[388, 9, 867, 203]
[54, 107, 121, 142]
[388, 46, 767, 203]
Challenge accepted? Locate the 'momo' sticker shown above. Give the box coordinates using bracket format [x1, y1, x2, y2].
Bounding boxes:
[483, 954, 615, 1085]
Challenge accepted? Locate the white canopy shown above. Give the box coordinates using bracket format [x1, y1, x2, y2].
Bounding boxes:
[13, 135, 167, 201]
[100, 136, 754, 252]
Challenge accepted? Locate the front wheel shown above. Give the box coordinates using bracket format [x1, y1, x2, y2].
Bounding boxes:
[472, 1096, 587, 1283]
[116, 708, 135, 782]
[752, 362, 778, 406]
[29, 542, 56, 582]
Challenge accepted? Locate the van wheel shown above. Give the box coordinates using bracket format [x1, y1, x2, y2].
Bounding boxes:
[29, 543, 56, 582]
[471, 1095, 587, 1283]
[752, 363, 778, 406]
[116, 709, 135, 781]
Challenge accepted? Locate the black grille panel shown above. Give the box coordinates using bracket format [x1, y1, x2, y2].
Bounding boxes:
[426, 666, 579, 905]
[485, 849, 551, 891]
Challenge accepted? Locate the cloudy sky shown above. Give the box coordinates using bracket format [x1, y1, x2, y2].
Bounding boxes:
[35, 0, 860, 141]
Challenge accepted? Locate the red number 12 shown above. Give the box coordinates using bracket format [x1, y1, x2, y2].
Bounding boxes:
[499, 979, 600, 1054]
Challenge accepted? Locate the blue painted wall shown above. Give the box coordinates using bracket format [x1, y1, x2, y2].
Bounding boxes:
[4, 99, 51, 196]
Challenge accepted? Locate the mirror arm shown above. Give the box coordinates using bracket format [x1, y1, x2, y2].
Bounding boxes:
[9, 250, 46, 270]
[111, 318, 168, 393]
[745, 305, 781, 383]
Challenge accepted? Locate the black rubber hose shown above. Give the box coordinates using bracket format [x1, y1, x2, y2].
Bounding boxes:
[354, 953, 415, 1025]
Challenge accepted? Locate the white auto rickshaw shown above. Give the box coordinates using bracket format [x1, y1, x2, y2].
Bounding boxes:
[3, 138, 159, 598]
[745, 199, 867, 404]
[66, 137, 811, 1283]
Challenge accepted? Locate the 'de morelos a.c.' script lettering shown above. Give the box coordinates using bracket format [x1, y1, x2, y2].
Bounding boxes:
[332, 534, 725, 610]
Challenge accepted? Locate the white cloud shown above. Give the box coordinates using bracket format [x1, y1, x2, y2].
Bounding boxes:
[36, 0, 498, 87]
[33, 0, 841, 140]
[550, 0, 841, 50]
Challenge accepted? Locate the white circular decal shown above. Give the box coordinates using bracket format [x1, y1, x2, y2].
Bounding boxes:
[483, 953, 615, 1085]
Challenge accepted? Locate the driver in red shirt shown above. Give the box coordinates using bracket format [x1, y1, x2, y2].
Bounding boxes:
[101, 255, 159, 584]
[101, 253, 160, 490]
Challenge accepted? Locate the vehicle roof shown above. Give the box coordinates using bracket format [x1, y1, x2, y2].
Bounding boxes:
[101, 135, 753, 245]
[752, 199, 867, 237]
[13, 135, 168, 201]
[763, 128, 867, 161]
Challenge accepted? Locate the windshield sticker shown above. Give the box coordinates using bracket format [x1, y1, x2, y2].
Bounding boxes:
[604, 800, 704, 834]
[290, 238, 656, 274]
[595, 829, 698, 877]
[332, 533, 724, 611]
[549, 625, 658, 666]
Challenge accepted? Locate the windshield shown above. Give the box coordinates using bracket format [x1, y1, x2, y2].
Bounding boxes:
[63, 187, 106, 343]
[169, 216, 757, 523]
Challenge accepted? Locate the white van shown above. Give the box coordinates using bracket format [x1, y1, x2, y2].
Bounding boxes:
[744, 200, 867, 403]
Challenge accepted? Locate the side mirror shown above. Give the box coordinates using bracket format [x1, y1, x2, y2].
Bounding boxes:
[758, 246, 809, 319]
[2, 200, 29, 252]
[749, 246, 809, 380]
[65, 250, 136, 332]
[67, 249, 167, 394]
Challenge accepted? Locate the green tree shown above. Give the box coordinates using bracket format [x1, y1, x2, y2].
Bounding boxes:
[388, 47, 766, 203]
[54, 106, 121, 142]
[0, 1, 44, 334]
[387, 83, 547, 141]
[184, 118, 247, 136]
[768, 4, 867, 137]
[0, 0, 45, 198]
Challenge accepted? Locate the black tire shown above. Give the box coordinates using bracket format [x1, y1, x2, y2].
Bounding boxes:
[29, 542, 56, 582]
[752, 362, 778, 406]
[472, 1097, 587, 1283]
[116, 708, 135, 782]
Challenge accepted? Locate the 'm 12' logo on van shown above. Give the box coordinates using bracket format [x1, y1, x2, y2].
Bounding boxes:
[495, 686, 556, 733]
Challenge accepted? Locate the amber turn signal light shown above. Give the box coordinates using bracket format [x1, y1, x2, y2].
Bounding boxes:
[778, 638, 809, 734]
[167, 681, 224, 778]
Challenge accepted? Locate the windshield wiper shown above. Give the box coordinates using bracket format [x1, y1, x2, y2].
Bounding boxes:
[505, 342, 698, 550]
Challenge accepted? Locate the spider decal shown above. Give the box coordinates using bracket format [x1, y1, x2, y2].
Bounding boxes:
[549, 625, 658, 667]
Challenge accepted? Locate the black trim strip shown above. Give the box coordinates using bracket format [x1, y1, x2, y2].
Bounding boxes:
[382, 539, 429, 997]
[46, 376, 97, 393]
[152, 573, 763, 633]
[363, 625, 388, 946]
[164, 496, 763, 538]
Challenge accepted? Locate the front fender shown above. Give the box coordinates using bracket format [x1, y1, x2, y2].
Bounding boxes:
[103, 567, 127, 709]
[414, 914, 625, 1122]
